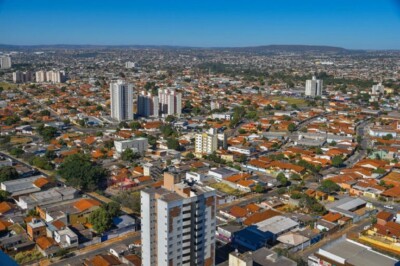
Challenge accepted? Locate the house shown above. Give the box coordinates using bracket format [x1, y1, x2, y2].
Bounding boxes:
[54, 227, 78, 248]
[70, 198, 101, 225]
[27, 218, 46, 240]
[0, 202, 14, 216]
[1, 175, 45, 196]
[277, 232, 311, 252]
[36, 236, 60, 257]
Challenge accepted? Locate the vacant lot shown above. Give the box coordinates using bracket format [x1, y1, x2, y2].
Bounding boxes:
[209, 182, 245, 197]
[271, 96, 307, 106]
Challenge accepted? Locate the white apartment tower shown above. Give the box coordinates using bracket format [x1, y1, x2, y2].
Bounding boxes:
[305, 76, 323, 97]
[0, 56, 11, 69]
[195, 128, 218, 155]
[35, 71, 46, 82]
[158, 88, 182, 116]
[110, 80, 134, 121]
[13, 71, 33, 83]
[371, 83, 384, 94]
[137, 90, 159, 117]
[141, 172, 216, 266]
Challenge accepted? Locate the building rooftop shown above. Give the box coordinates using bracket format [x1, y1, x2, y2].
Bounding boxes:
[255, 215, 298, 235]
[317, 237, 399, 266]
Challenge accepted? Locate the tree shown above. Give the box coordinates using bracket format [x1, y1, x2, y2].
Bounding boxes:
[287, 123, 296, 132]
[165, 115, 176, 123]
[31, 156, 54, 170]
[9, 147, 24, 158]
[276, 173, 289, 187]
[319, 179, 340, 194]
[167, 138, 181, 150]
[112, 191, 141, 214]
[331, 155, 343, 167]
[0, 166, 19, 182]
[0, 190, 10, 201]
[89, 208, 112, 234]
[121, 148, 140, 162]
[129, 121, 142, 130]
[290, 173, 301, 181]
[185, 152, 195, 159]
[254, 183, 265, 193]
[58, 153, 107, 191]
[38, 126, 57, 142]
[103, 202, 120, 218]
[40, 110, 51, 117]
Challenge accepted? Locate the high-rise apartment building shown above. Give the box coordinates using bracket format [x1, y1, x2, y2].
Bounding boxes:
[110, 80, 133, 121]
[371, 82, 384, 94]
[305, 76, 323, 97]
[35, 71, 46, 82]
[141, 172, 216, 266]
[195, 128, 218, 155]
[35, 70, 66, 83]
[13, 71, 33, 83]
[158, 88, 182, 116]
[137, 90, 159, 117]
[0, 56, 11, 69]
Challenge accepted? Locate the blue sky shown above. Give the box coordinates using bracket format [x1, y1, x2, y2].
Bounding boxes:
[0, 0, 400, 49]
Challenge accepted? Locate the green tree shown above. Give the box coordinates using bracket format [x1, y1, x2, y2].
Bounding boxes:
[58, 153, 107, 191]
[112, 191, 141, 214]
[129, 121, 142, 130]
[319, 179, 340, 194]
[276, 173, 289, 186]
[10, 147, 24, 158]
[89, 208, 112, 234]
[254, 183, 265, 193]
[0, 166, 19, 182]
[165, 115, 176, 123]
[167, 138, 181, 150]
[38, 126, 58, 142]
[287, 123, 296, 132]
[0, 190, 10, 201]
[331, 155, 343, 167]
[121, 148, 141, 161]
[31, 156, 54, 170]
[185, 152, 195, 159]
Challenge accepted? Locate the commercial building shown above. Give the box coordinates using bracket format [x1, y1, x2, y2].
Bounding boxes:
[308, 237, 399, 266]
[0, 56, 11, 69]
[110, 80, 134, 121]
[158, 88, 182, 116]
[141, 172, 216, 266]
[137, 90, 159, 117]
[114, 138, 148, 155]
[305, 76, 323, 97]
[195, 128, 218, 155]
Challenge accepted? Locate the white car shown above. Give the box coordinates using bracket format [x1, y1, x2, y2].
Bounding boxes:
[384, 205, 394, 210]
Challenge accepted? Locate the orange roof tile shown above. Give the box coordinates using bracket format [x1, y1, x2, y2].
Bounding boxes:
[33, 177, 49, 188]
[36, 236, 55, 250]
[243, 209, 280, 226]
[229, 206, 248, 218]
[0, 202, 13, 214]
[73, 199, 101, 212]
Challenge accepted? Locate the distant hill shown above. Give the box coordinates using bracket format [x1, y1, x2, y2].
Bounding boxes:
[218, 44, 349, 53]
[0, 43, 356, 53]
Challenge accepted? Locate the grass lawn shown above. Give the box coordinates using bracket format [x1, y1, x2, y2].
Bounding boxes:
[209, 182, 245, 197]
[10, 136, 33, 144]
[0, 82, 17, 90]
[14, 250, 43, 265]
[271, 96, 307, 106]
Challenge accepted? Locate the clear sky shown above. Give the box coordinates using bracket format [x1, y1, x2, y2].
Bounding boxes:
[0, 0, 400, 49]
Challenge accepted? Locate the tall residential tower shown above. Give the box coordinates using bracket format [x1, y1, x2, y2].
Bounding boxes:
[141, 172, 216, 266]
[305, 76, 323, 97]
[110, 80, 133, 121]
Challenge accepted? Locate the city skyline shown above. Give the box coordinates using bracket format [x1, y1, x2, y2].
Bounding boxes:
[0, 0, 400, 49]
